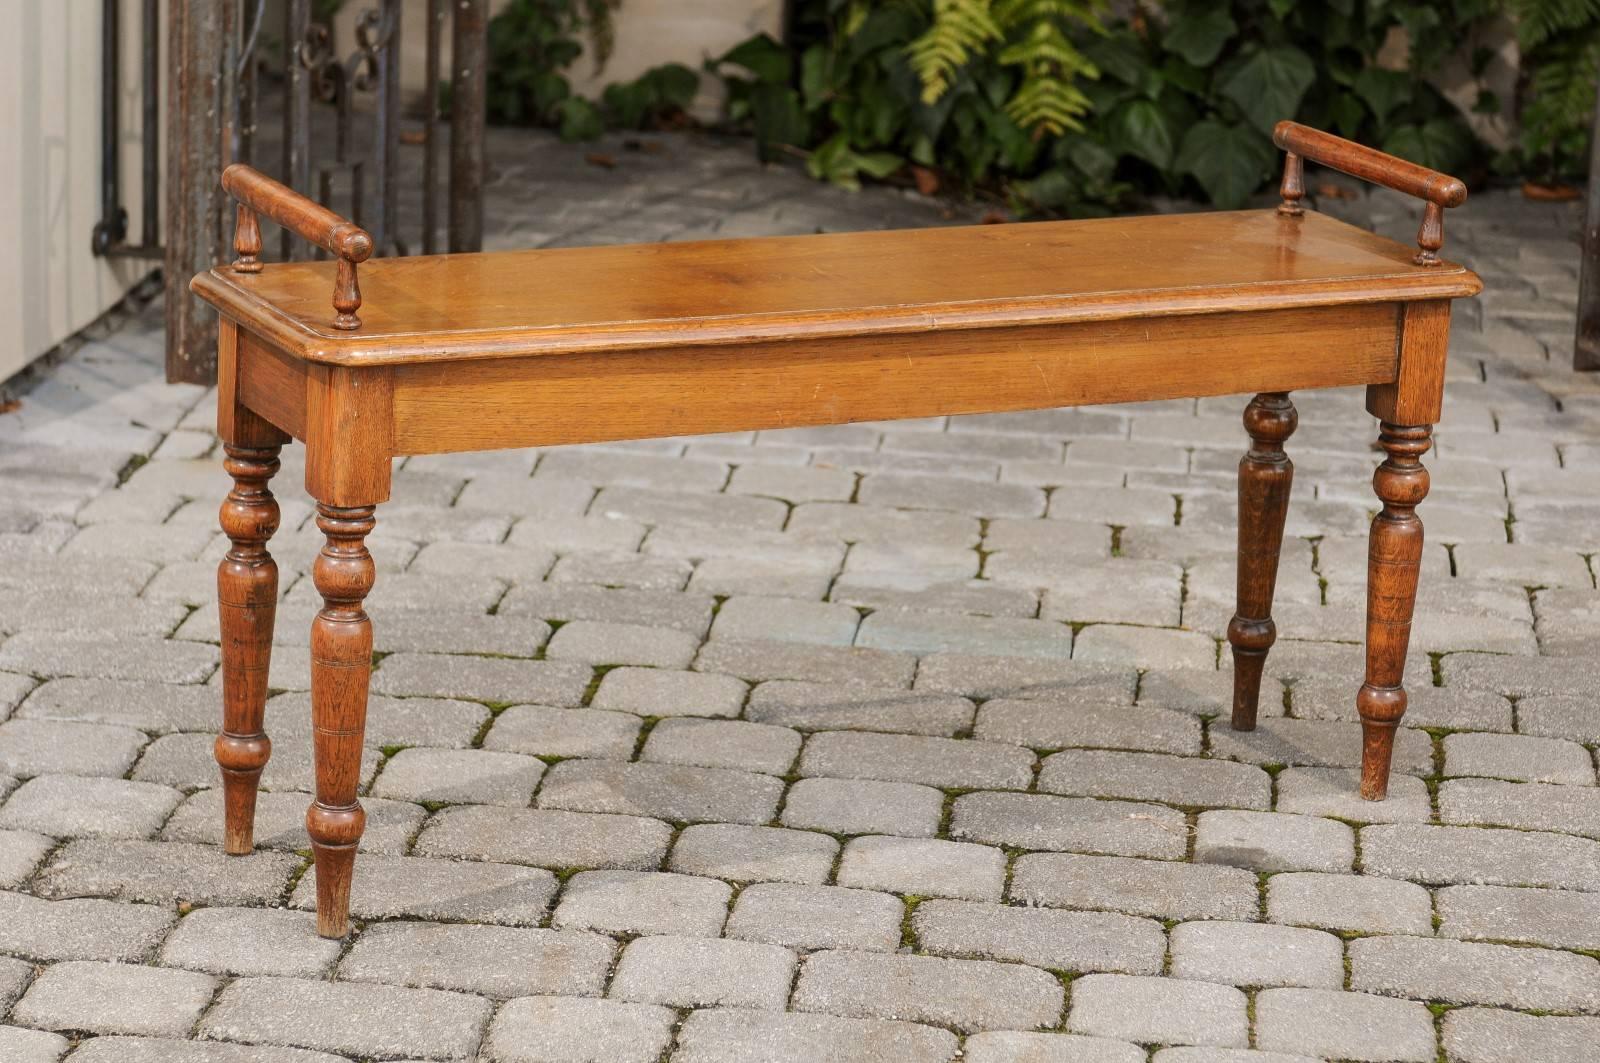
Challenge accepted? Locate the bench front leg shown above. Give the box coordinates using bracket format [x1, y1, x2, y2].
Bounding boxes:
[306, 501, 378, 938]
[1229, 392, 1298, 730]
[1358, 421, 1431, 800]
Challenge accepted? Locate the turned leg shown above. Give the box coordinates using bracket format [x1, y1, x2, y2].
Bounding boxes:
[216, 444, 283, 853]
[1229, 392, 1298, 731]
[306, 503, 377, 938]
[1358, 422, 1432, 800]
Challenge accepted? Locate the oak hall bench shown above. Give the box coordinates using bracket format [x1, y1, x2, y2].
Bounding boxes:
[192, 122, 1481, 939]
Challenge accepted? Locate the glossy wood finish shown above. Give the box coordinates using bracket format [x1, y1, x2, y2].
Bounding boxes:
[222, 164, 373, 330]
[197, 126, 1482, 937]
[305, 503, 377, 939]
[191, 208, 1479, 365]
[1229, 393, 1298, 731]
[1273, 121, 1467, 266]
[1357, 422, 1433, 800]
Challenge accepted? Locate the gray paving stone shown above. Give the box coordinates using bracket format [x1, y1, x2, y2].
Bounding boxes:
[856, 610, 1072, 659]
[371, 652, 591, 706]
[414, 806, 671, 871]
[0, 892, 174, 963]
[1274, 767, 1432, 823]
[965, 1032, 1146, 1063]
[1439, 777, 1600, 839]
[1443, 651, 1600, 699]
[538, 448, 727, 490]
[132, 730, 379, 793]
[800, 731, 1035, 789]
[669, 823, 836, 884]
[1437, 883, 1600, 952]
[288, 853, 559, 925]
[548, 551, 693, 591]
[1071, 626, 1218, 670]
[975, 698, 1201, 754]
[267, 691, 492, 750]
[590, 666, 747, 717]
[746, 681, 974, 736]
[914, 899, 1164, 975]
[1208, 717, 1434, 775]
[1290, 677, 1512, 731]
[0, 954, 33, 1011]
[372, 747, 545, 807]
[158, 907, 341, 977]
[0, 775, 183, 840]
[0, 719, 147, 778]
[1444, 731, 1596, 785]
[1169, 920, 1343, 988]
[860, 471, 1046, 517]
[544, 620, 699, 668]
[0, 1027, 66, 1063]
[726, 882, 903, 952]
[1068, 974, 1247, 1048]
[643, 717, 800, 774]
[484, 995, 675, 1063]
[0, 829, 55, 887]
[1517, 694, 1600, 742]
[199, 976, 493, 1060]
[1254, 988, 1435, 1062]
[793, 949, 1064, 1033]
[609, 933, 796, 1009]
[340, 920, 615, 999]
[34, 839, 298, 907]
[161, 789, 423, 855]
[1267, 871, 1434, 935]
[674, 1008, 959, 1063]
[13, 960, 216, 1037]
[691, 556, 838, 598]
[711, 596, 861, 647]
[1193, 810, 1354, 873]
[1363, 822, 1600, 890]
[501, 583, 713, 635]
[16, 677, 218, 733]
[1350, 934, 1600, 1011]
[914, 653, 1134, 701]
[539, 758, 783, 824]
[780, 777, 943, 837]
[950, 792, 1189, 859]
[482, 704, 641, 759]
[1011, 853, 1259, 921]
[1039, 750, 1271, 809]
[727, 461, 856, 502]
[594, 484, 786, 531]
[695, 638, 916, 688]
[788, 501, 980, 547]
[1441, 1007, 1600, 1063]
[836, 835, 1006, 902]
[552, 870, 730, 937]
[1040, 560, 1184, 626]
[1149, 1051, 1321, 1063]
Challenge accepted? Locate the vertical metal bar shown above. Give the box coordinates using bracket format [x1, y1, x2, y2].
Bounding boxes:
[1576, 74, 1600, 371]
[449, 0, 487, 253]
[284, 0, 312, 259]
[93, 0, 127, 255]
[165, 0, 235, 383]
[372, 0, 402, 254]
[423, 0, 443, 254]
[140, 0, 159, 248]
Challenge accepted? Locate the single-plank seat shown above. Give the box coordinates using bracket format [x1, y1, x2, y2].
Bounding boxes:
[193, 122, 1481, 939]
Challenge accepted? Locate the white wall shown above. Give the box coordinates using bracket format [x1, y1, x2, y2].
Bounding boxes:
[0, 0, 156, 383]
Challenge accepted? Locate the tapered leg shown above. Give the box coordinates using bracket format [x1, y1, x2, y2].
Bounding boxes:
[306, 503, 377, 938]
[216, 443, 283, 853]
[1229, 392, 1298, 731]
[1358, 422, 1432, 800]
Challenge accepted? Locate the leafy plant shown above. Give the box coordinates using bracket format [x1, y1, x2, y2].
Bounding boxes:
[1507, 0, 1600, 183]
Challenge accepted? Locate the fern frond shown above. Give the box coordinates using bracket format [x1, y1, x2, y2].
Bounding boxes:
[1507, 0, 1600, 48]
[907, 0, 1003, 104]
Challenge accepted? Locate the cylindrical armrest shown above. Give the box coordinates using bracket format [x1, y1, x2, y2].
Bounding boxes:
[220, 164, 373, 330]
[1271, 121, 1468, 266]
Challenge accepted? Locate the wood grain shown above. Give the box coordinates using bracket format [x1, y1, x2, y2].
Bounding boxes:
[191, 209, 1480, 365]
[391, 304, 1399, 455]
[1367, 300, 1453, 425]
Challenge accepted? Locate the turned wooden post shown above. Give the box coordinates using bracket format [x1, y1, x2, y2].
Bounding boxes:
[1229, 392, 1298, 731]
[216, 443, 282, 852]
[1357, 422, 1431, 799]
[306, 503, 377, 938]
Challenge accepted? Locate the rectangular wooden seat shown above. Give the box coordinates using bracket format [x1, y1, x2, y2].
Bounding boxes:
[192, 122, 1482, 940]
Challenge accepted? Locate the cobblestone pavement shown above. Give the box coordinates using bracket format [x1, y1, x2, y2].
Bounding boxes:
[1, 128, 1598, 1062]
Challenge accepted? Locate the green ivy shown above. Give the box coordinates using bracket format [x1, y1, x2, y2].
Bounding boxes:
[1508, 0, 1600, 183]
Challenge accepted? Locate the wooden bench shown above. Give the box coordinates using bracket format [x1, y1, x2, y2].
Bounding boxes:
[192, 122, 1482, 939]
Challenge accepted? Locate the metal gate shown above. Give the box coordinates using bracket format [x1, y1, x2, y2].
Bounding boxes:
[98, 0, 489, 382]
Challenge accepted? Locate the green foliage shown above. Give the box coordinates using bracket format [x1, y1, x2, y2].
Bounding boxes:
[1509, 0, 1600, 181]
[484, 0, 692, 139]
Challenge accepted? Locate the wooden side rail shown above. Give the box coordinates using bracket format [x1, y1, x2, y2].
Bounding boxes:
[1273, 120, 1468, 267]
[222, 164, 374, 331]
